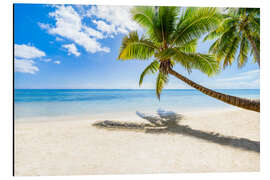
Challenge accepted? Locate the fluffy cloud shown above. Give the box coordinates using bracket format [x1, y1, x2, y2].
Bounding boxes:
[54, 60, 61, 64]
[40, 5, 110, 54]
[86, 5, 140, 36]
[83, 26, 104, 39]
[92, 20, 117, 35]
[38, 22, 50, 30]
[15, 44, 46, 59]
[15, 58, 39, 74]
[14, 44, 61, 74]
[55, 37, 64, 41]
[39, 5, 141, 55]
[62, 43, 80, 56]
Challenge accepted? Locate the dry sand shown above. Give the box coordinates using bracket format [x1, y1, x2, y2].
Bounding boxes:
[14, 109, 260, 176]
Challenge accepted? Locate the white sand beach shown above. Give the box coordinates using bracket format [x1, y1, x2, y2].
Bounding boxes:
[15, 109, 260, 176]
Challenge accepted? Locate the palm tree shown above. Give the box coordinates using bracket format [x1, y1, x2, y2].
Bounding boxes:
[117, 7, 260, 112]
[204, 8, 260, 68]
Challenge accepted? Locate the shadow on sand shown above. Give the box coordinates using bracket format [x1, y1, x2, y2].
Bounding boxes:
[93, 110, 260, 153]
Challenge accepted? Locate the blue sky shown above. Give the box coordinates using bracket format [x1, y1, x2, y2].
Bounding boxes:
[14, 4, 259, 89]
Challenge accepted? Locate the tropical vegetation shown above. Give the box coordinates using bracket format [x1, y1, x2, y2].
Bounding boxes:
[117, 7, 260, 112]
[205, 8, 260, 68]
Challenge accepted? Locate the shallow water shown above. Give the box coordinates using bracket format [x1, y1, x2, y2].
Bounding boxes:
[14, 89, 259, 120]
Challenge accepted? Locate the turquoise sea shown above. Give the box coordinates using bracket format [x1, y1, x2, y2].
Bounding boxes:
[14, 89, 259, 120]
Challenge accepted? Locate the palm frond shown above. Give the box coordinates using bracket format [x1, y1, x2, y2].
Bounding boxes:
[157, 6, 180, 43]
[205, 17, 238, 41]
[156, 72, 168, 100]
[203, 29, 222, 41]
[222, 35, 241, 68]
[156, 47, 220, 76]
[171, 7, 222, 46]
[118, 31, 156, 60]
[131, 6, 155, 30]
[139, 60, 160, 86]
[178, 39, 197, 53]
[208, 26, 238, 61]
[131, 6, 162, 43]
[237, 36, 250, 68]
[205, 7, 260, 69]
[186, 53, 220, 76]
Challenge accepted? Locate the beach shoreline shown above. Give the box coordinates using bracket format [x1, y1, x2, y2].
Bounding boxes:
[15, 107, 237, 123]
[15, 108, 260, 176]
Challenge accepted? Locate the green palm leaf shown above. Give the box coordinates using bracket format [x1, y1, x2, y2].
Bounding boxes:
[118, 31, 156, 60]
[157, 6, 179, 43]
[171, 7, 222, 46]
[117, 6, 224, 100]
[156, 72, 168, 100]
[139, 60, 160, 86]
[223, 35, 241, 68]
[156, 48, 219, 76]
[205, 7, 260, 68]
[237, 36, 250, 68]
[131, 6, 162, 43]
[178, 39, 197, 53]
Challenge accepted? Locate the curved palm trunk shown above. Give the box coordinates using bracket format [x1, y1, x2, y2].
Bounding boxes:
[168, 68, 260, 112]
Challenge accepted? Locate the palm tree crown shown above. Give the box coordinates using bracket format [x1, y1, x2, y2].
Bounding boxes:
[118, 7, 222, 99]
[205, 8, 260, 68]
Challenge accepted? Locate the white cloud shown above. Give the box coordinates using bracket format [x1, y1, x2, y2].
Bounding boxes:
[62, 43, 81, 56]
[54, 60, 61, 64]
[206, 80, 259, 89]
[15, 58, 39, 74]
[216, 70, 259, 82]
[40, 58, 52, 62]
[41, 5, 110, 54]
[83, 26, 104, 39]
[203, 69, 260, 89]
[238, 69, 260, 76]
[15, 44, 45, 59]
[39, 5, 141, 55]
[92, 20, 117, 35]
[86, 5, 140, 36]
[216, 76, 252, 82]
[55, 37, 64, 41]
[38, 22, 50, 30]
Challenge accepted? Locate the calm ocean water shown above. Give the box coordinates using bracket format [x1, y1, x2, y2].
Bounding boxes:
[14, 89, 259, 119]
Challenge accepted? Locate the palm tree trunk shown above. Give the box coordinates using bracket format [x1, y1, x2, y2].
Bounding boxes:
[247, 34, 260, 67]
[168, 68, 260, 112]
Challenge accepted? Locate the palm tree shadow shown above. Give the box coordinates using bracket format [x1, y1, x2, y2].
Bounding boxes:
[93, 110, 260, 153]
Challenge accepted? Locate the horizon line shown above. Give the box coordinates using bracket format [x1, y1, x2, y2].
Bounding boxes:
[14, 88, 260, 90]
